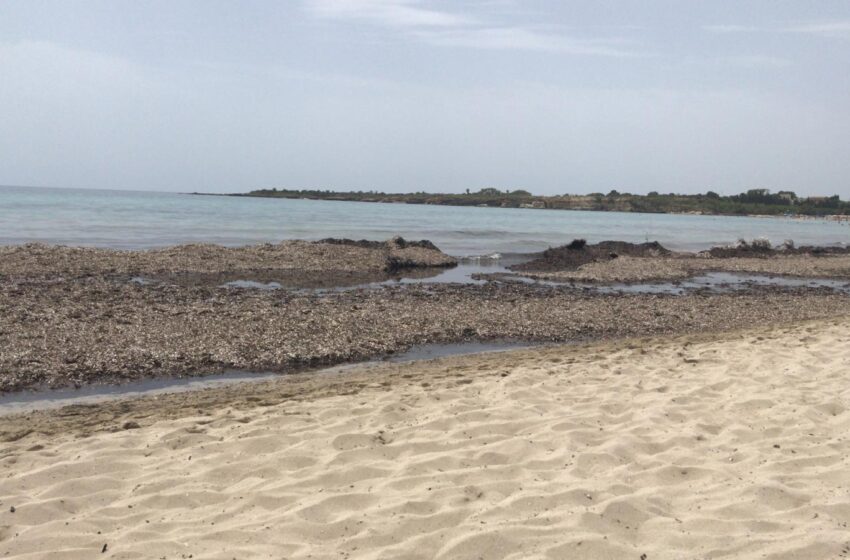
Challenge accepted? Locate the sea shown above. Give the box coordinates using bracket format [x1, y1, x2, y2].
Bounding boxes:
[1, 185, 847, 257]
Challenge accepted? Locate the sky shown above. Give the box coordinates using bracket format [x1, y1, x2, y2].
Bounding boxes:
[0, 1, 849, 196]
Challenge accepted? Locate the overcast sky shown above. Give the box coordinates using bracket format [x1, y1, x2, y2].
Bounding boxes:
[1, 1, 849, 196]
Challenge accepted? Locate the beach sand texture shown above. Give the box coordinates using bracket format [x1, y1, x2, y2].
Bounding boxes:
[1, 319, 849, 559]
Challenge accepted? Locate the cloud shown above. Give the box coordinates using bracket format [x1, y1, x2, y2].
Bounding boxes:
[0, 40, 151, 101]
[306, 0, 640, 56]
[307, 0, 472, 28]
[704, 20, 850, 38]
[414, 26, 638, 56]
[703, 24, 760, 33]
[783, 20, 850, 38]
[718, 55, 792, 69]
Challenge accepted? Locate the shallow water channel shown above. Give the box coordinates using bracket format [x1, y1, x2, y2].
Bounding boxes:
[0, 341, 534, 415]
[220, 266, 850, 296]
[587, 272, 850, 295]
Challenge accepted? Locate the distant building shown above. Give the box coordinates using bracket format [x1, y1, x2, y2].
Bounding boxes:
[777, 191, 797, 203]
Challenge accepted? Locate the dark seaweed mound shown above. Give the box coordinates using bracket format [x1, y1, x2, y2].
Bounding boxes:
[708, 239, 850, 258]
[510, 240, 670, 272]
[318, 237, 441, 251]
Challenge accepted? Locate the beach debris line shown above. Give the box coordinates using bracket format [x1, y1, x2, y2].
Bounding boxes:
[2, 238, 849, 395]
[0, 237, 457, 282]
[1, 277, 847, 394]
[707, 237, 850, 258]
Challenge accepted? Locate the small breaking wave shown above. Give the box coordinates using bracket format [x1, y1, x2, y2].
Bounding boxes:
[459, 252, 502, 263]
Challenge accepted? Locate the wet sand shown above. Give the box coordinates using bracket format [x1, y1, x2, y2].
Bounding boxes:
[1, 318, 849, 559]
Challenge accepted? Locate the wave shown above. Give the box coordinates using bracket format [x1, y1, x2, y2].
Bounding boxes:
[458, 253, 503, 262]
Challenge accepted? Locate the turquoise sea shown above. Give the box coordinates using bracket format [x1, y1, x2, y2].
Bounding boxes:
[1, 186, 847, 256]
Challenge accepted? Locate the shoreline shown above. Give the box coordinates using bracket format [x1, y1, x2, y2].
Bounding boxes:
[0, 315, 833, 435]
[204, 190, 850, 220]
[0, 340, 542, 416]
[6, 186, 848, 257]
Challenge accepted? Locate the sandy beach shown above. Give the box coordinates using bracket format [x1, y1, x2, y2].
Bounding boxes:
[2, 317, 849, 559]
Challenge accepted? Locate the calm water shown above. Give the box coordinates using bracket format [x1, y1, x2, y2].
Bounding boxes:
[1, 185, 847, 256]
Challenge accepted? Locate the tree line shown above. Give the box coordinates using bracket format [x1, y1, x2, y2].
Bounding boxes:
[235, 187, 849, 216]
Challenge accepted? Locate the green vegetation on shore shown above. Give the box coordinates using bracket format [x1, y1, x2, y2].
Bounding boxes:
[230, 187, 850, 216]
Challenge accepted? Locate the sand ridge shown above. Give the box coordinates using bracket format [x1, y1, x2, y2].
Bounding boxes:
[1, 319, 849, 559]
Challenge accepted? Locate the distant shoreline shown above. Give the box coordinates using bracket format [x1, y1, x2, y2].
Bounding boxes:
[191, 188, 850, 220]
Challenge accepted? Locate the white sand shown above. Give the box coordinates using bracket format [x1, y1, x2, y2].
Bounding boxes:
[2, 319, 849, 559]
